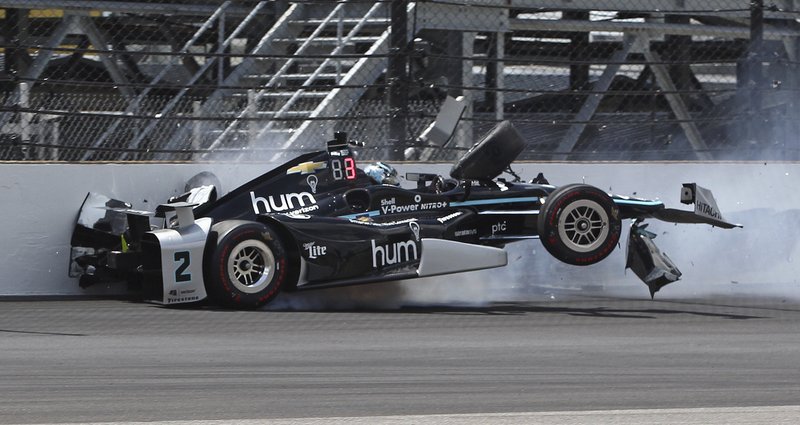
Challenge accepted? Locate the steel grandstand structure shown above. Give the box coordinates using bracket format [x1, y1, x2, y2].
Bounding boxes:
[1, 0, 799, 161]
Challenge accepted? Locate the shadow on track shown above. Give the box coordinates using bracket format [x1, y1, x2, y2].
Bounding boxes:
[382, 303, 767, 320]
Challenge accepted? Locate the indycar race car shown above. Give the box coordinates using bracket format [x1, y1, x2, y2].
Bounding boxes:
[69, 121, 740, 309]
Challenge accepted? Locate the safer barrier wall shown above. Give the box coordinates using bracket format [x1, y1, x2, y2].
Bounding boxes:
[1, 162, 797, 297]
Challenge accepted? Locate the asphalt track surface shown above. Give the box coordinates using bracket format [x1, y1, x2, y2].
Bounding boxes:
[1, 296, 799, 424]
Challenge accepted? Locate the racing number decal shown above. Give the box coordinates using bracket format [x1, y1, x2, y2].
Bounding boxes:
[331, 159, 343, 180]
[174, 251, 191, 283]
[344, 157, 357, 180]
[331, 157, 357, 181]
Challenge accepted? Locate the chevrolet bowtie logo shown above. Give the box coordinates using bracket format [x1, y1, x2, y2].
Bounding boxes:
[287, 161, 327, 175]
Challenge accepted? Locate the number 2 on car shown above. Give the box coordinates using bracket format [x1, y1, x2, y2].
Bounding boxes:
[174, 251, 191, 282]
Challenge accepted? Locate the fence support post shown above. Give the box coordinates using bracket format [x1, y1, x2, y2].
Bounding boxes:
[192, 101, 202, 160]
[748, 0, 764, 155]
[388, 0, 409, 160]
[19, 82, 31, 160]
[50, 121, 60, 161]
[247, 89, 258, 145]
[565, 11, 589, 91]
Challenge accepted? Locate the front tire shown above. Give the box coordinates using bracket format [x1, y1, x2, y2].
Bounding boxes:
[537, 184, 621, 265]
[205, 221, 289, 309]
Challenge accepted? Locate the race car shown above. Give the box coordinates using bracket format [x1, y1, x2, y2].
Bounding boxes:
[69, 121, 740, 309]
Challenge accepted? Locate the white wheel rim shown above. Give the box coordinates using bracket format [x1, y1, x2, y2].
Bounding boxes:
[227, 239, 275, 294]
[557, 199, 610, 253]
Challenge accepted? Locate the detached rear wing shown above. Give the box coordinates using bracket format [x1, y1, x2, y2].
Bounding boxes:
[626, 183, 741, 297]
[652, 183, 742, 229]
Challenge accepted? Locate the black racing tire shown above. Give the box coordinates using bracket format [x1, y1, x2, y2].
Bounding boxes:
[450, 120, 525, 181]
[537, 184, 621, 266]
[205, 220, 289, 309]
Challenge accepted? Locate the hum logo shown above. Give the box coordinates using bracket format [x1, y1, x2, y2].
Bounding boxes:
[250, 191, 316, 214]
[371, 239, 418, 269]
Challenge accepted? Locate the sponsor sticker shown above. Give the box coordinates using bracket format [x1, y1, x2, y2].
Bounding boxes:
[697, 202, 722, 219]
[371, 239, 418, 269]
[303, 242, 327, 259]
[491, 221, 507, 235]
[251, 191, 317, 214]
[287, 161, 327, 175]
[409, 221, 420, 241]
[307, 175, 319, 193]
[437, 212, 463, 223]
[455, 229, 478, 237]
[166, 296, 200, 304]
[380, 201, 448, 215]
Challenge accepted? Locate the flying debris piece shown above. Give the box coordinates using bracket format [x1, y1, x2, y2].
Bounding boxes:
[626, 221, 682, 298]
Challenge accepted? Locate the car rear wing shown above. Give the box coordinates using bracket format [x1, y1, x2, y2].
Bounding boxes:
[626, 183, 741, 297]
[652, 183, 742, 229]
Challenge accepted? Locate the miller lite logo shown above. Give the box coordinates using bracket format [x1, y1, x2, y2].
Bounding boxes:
[303, 242, 327, 259]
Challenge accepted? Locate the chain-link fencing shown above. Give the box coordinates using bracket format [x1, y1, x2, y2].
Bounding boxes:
[1, 0, 797, 162]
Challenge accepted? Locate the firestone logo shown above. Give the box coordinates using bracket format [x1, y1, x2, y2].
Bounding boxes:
[250, 191, 316, 214]
[371, 239, 418, 269]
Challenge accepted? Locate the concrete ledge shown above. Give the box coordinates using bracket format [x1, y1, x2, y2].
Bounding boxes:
[1, 160, 797, 296]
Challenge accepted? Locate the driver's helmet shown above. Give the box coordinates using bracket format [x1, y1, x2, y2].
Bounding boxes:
[364, 161, 399, 186]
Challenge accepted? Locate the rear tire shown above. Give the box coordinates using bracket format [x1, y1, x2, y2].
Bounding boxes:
[450, 120, 525, 181]
[205, 221, 289, 309]
[537, 184, 621, 265]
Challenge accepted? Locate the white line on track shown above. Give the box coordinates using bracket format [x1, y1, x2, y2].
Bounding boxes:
[14, 406, 800, 425]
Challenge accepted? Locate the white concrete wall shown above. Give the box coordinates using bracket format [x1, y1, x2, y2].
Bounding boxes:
[1, 161, 798, 297]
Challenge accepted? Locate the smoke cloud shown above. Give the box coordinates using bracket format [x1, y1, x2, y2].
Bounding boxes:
[265, 169, 800, 311]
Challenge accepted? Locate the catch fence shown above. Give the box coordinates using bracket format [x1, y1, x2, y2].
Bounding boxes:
[0, 0, 797, 162]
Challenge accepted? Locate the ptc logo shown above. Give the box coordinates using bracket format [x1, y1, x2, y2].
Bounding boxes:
[491, 221, 507, 235]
